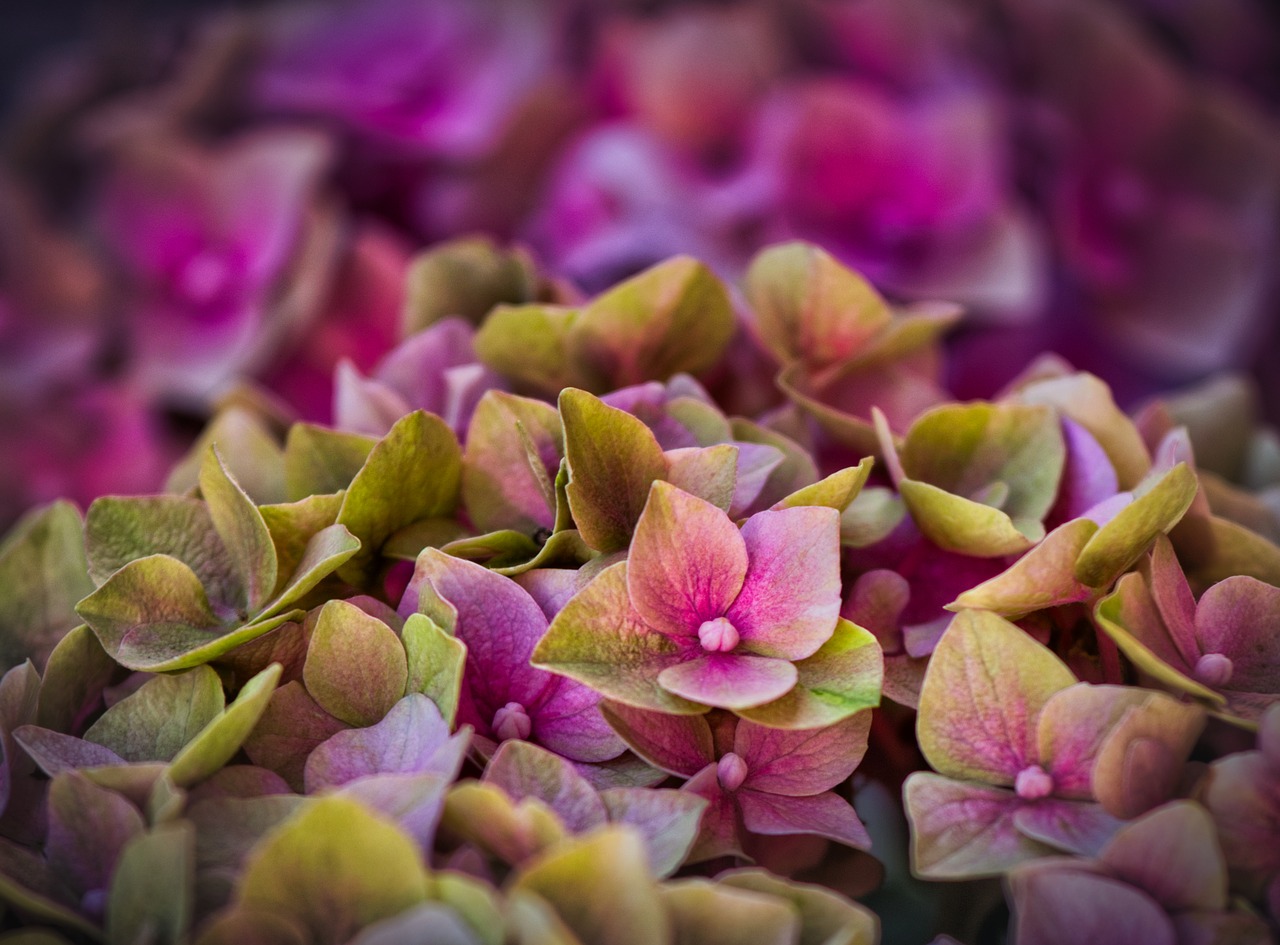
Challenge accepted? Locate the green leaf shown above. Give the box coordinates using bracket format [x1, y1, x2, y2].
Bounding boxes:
[106, 823, 194, 945]
[402, 614, 466, 726]
[402, 236, 540, 335]
[661, 881, 798, 945]
[259, 523, 362, 619]
[510, 828, 669, 945]
[895, 402, 1065, 556]
[259, 493, 345, 587]
[950, 518, 1100, 616]
[84, 666, 224, 762]
[36, 624, 117, 733]
[567, 256, 736, 389]
[166, 406, 287, 505]
[773, 458, 873, 512]
[440, 531, 542, 570]
[168, 663, 282, 787]
[237, 796, 430, 944]
[560, 389, 668, 553]
[337, 411, 462, 585]
[736, 620, 882, 729]
[474, 305, 581, 396]
[303, 601, 407, 727]
[663, 445, 738, 513]
[462, 391, 563, 535]
[1074, 463, 1199, 588]
[200, 448, 278, 612]
[283, 424, 375, 502]
[744, 241, 892, 368]
[719, 869, 880, 945]
[917, 610, 1076, 785]
[532, 563, 705, 715]
[84, 497, 239, 606]
[0, 501, 94, 672]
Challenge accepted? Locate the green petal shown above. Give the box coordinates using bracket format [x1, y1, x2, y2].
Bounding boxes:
[402, 614, 466, 727]
[200, 448, 278, 612]
[337, 411, 462, 585]
[168, 663, 282, 787]
[474, 304, 582, 396]
[303, 601, 408, 727]
[283, 424, 375, 502]
[736, 619, 882, 729]
[84, 666, 224, 763]
[402, 236, 541, 335]
[106, 823, 194, 945]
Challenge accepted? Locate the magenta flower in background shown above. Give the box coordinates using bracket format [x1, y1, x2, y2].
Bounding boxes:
[94, 129, 336, 404]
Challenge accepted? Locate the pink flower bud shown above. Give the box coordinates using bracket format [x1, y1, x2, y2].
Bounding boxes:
[1014, 764, 1054, 800]
[698, 616, 740, 653]
[1193, 653, 1233, 689]
[492, 702, 532, 742]
[716, 752, 749, 792]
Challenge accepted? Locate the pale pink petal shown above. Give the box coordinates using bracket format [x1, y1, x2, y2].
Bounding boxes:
[725, 506, 841, 660]
[531, 678, 626, 764]
[1012, 799, 1123, 858]
[657, 654, 798, 710]
[739, 789, 871, 850]
[599, 702, 715, 777]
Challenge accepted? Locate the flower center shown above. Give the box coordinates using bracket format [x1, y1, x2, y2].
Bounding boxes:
[1193, 653, 1233, 688]
[177, 249, 234, 306]
[1014, 764, 1054, 800]
[716, 752, 749, 792]
[492, 702, 532, 742]
[698, 617, 740, 653]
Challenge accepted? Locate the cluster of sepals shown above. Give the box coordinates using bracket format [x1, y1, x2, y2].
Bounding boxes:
[0, 239, 1278, 944]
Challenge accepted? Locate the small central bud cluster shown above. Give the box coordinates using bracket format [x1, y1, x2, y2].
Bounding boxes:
[1014, 764, 1054, 800]
[716, 752, 749, 792]
[1193, 652, 1234, 688]
[492, 702, 532, 742]
[698, 616, 740, 653]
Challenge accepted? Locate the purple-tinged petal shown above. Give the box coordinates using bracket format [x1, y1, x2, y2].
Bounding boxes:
[514, 569, 584, 623]
[904, 773, 1056, 879]
[658, 654, 798, 711]
[483, 741, 608, 834]
[917, 610, 1076, 786]
[1035, 684, 1150, 800]
[725, 507, 841, 661]
[529, 678, 625, 764]
[1007, 861, 1175, 945]
[628, 482, 748, 639]
[600, 787, 708, 878]
[1202, 752, 1280, 889]
[736, 712, 871, 797]
[1098, 802, 1227, 913]
[304, 695, 468, 792]
[1012, 799, 1123, 857]
[598, 702, 715, 777]
[728, 443, 786, 518]
[1047, 419, 1120, 526]
[739, 789, 871, 850]
[336, 772, 450, 853]
[413, 549, 554, 736]
[241, 681, 348, 792]
[46, 772, 145, 899]
[13, 727, 124, 776]
[682, 765, 745, 862]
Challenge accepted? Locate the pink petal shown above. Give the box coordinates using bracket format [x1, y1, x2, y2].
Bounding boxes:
[1008, 863, 1176, 945]
[1195, 576, 1280, 692]
[1012, 799, 1123, 857]
[738, 789, 871, 850]
[682, 765, 746, 862]
[658, 654, 798, 710]
[1148, 536, 1200, 669]
[599, 703, 715, 777]
[627, 482, 748, 638]
[736, 712, 871, 796]
[725, 506, 841, 660]
[1036, 684, 1149, 800]
[531, 678, 626, 764]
